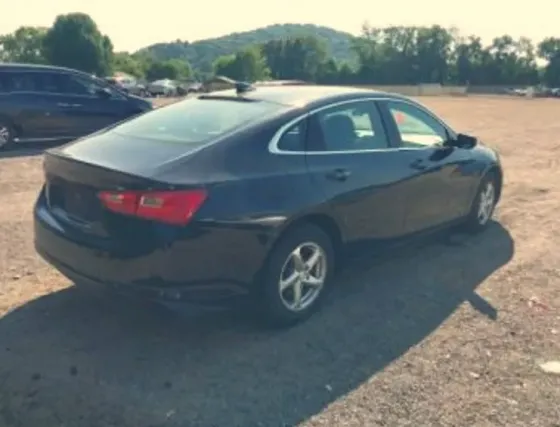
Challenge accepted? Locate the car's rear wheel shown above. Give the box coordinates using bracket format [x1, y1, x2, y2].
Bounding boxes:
[464, 172, 498, 233]
[0, 120, 14, 151]
[258, 224, 334, 328]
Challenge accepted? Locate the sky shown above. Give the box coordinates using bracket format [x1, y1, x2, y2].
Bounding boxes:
[0, 0, 557, 52]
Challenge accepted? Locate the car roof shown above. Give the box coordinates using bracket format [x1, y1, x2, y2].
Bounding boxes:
[204, 85, 408, 109]
[0, 62, 92, 76]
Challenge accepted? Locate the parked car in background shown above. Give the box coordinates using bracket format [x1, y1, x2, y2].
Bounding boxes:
[0, 63, 153, 150]
[255, 80, 312, 87]
[105, 76, 149, 97]
[34, 83, 503, 327]
[186, 82, 204, 93]
[147, 79, 177, 97]
[175, 81, 204, 96]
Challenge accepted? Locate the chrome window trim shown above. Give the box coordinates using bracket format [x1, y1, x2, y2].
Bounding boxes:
[267, 96, 456, 155]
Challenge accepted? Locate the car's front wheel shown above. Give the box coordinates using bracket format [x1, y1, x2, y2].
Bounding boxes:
[258, 224, 334, 328]
[0, 120, 14, 151]
[464, 172, 498, 233]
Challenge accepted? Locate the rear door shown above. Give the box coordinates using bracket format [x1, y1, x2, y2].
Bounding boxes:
[293, 98, 413, 242]
[378, 99, 475, 233]
[0, 70, 78, 140]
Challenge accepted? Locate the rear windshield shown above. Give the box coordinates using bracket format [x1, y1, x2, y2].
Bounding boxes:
[111, 97, 286, 144]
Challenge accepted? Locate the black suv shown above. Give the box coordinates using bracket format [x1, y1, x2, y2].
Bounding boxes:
[0, 63, 153, 150]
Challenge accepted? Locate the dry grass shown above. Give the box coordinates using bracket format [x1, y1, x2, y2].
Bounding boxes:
[0, 97, 559, 427]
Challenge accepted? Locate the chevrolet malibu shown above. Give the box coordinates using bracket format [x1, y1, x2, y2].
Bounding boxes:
[34, 84, 503, 327]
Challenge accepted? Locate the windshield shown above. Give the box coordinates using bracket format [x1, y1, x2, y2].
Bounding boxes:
[111, 98, 286, 144]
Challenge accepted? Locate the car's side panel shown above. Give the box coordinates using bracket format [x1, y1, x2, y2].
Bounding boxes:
[37, 117, 313, 295]
[0, 92, 52, 139]
[0, 89, 73, 140]
[377, 99, 482, 233]
[303, 150, 411, 241]
[298, 100, 411, 242]
[151, 112, 327, 287]
[0, 68, 149, 142]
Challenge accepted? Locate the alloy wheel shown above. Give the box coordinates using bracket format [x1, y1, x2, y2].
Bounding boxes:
[477, 181, 495, 225]
[0, 126, 10, 148]
[278, 242, 327, 312]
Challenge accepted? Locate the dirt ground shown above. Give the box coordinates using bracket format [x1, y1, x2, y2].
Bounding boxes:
[0, 96, 559, 427]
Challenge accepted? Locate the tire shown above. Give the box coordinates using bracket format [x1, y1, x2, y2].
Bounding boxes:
[464, 172, 498, 233]
[257, 224, 335, 328]
[0, 120, 14, 151]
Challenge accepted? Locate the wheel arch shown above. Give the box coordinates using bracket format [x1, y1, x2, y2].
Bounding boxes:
[0, 113, 21, 138]
[485, 163, 503, 203]
[279, 213, 344, 258]
[255, 212, 345, 285]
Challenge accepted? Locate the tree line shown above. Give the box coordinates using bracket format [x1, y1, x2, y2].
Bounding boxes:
[1, 14, 559, 87]
[0, 14, 193, 81]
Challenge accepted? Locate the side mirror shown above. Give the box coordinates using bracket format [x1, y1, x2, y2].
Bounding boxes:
[445, 133, 477, 149]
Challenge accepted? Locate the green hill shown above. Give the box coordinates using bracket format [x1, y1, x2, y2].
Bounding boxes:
[136, 24, 356, 72]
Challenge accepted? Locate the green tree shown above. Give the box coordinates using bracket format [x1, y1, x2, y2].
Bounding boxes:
[351, 24, 541, 86]
[261, 36, 328, 81]
[415, 25, 455, 83]
[538, 37, 560, 87]
[213, 47, 270, 81]
[0, 26, 47, 63]
[137, 24, 355, 72]
[145, 58, 192, 80]
[43, 13, 113, 75]
[316, 58, 340, 84]
[111, 52, 145, 78]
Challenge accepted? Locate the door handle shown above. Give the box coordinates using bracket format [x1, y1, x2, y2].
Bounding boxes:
[409, 159, 428, 170]
[326, 168, 351, 181]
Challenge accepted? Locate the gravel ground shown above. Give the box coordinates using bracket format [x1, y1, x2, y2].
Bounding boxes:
[0, 96, 559, 427]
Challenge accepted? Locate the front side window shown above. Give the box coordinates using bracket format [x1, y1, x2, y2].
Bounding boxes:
[33, 72, 67, 94]
[310, 100, 389, 152]
[387, 101, 448, 148]
[111, 98, 287, 144]
[58, 74, 123, 99]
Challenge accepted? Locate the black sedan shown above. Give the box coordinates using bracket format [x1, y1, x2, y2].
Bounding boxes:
[34, 84, 503, 327]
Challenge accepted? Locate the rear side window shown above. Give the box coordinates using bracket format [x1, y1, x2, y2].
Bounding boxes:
[0, 72, 39, 92]
[111, 98, 286, 144]
[55, 73, 124, 99]
[0, 71, 66, 94]
[277, 121, 307, 152]
[309, 100, 389, 152]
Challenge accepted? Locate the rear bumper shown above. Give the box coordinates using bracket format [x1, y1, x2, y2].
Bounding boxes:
[34, 194, 265, 309]
[35, 243, 247, 310]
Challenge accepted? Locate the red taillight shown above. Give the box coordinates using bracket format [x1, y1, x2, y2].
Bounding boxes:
[98, 189, 207, 225]
[98, 191, 138, 215]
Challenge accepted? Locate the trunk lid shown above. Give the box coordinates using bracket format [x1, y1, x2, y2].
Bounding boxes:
[43, 126, 213, 236]
[43, 151, 161, 235]
[50, 129, 206, 178]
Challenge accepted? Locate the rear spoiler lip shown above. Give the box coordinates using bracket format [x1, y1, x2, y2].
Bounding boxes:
[43, 150, 175, 191]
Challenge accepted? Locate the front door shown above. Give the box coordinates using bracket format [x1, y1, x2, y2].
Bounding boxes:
[56, 72, 133, 136]
[379, 100, 475, 233]
[298, 99, 412, 243]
